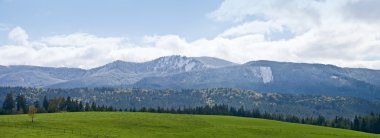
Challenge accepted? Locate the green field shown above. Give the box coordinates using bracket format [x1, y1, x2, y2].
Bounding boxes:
[0, 112, 379, 138]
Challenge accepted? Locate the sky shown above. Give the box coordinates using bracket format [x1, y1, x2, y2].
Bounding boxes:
[0, 0, 380, 69]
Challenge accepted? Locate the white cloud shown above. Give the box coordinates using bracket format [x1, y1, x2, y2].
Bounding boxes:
[8, 26, 29, 45]
[219, 21, 284, 38]
[204, 0, 380, 69]
[1, 0, 380, 69]
[208, 0, 328, 34]
[343, 0, 380, 22]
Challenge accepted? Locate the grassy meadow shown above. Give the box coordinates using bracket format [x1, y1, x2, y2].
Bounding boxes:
[0, 112, 379, 138]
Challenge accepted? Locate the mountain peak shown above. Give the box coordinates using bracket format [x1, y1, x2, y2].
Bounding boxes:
[153, 55, 190, 62]
[112, 59, 126, 63]
[147, 55, 206, 72]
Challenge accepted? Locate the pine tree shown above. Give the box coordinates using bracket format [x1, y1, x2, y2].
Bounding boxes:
[33, 100, 40, 109]
[85, 103, 91, 111]
[91, 102, 97, 111]
[16, 95, 21, 111]
[353, 116, 360, 130]
[2, 93, 15, 114]
[317, 115, 326, 126]
[43, 96, 49, 111]
[79, 101, 84, 111]
[65, 97, 72, 111]
[16, 94, 27, 114]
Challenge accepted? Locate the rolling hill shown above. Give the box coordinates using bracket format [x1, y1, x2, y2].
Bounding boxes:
[0, 112, 379, 138]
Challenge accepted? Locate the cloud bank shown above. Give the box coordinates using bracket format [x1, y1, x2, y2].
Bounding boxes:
[1, 0, 380, 69]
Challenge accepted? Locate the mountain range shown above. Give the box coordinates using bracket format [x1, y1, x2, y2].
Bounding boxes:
[1, 55, 379, 100]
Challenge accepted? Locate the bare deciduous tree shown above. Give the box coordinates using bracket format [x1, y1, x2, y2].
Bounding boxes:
[28, 105, 37, 123]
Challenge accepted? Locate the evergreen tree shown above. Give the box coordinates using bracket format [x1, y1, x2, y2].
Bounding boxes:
[15, 95, 21, 111]
[353, 116, 360, 130]
[16, 94, 27, 114]
[79, 101, 84, 111]
[33, 100, 40, 109]
[2, 93, 15, 114]
[85, 103, 91, 111]
[91, 102, 97, 111]
[65, 96, 72, 111]
[316, 115, 326, 126]
[43, 96, 49, 111]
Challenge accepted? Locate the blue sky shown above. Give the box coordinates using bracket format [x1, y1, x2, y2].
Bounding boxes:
[0, 0, 227, 42]
[0, 0, 380, 69]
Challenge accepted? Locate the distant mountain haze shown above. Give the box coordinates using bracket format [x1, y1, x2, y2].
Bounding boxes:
[0, 55, 379, 100]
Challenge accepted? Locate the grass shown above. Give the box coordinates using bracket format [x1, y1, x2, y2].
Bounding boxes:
[0, 112, 379, 138]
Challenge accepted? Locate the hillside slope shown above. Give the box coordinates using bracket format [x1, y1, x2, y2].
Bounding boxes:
[136, 60, 380, 100]
[1, 56, 380, 100]
[0, 112, 379, 138]
[2, 87, 379, 119]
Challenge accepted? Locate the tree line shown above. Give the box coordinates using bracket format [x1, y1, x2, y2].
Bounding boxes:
[1, 92, 380, 134]
[128, 104, 380, 134]
[0, 93, 119, 115]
